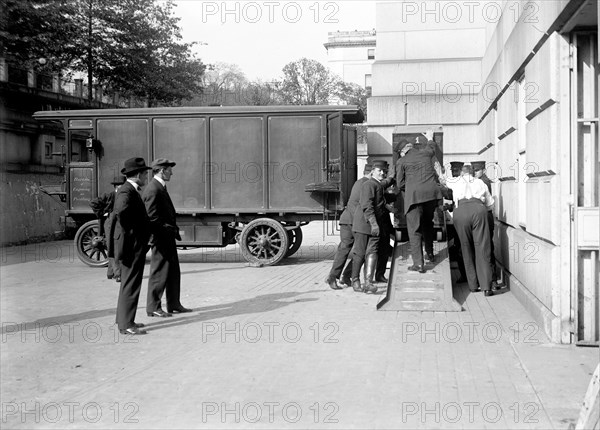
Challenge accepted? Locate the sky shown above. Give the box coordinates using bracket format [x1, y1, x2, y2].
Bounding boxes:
[172, 1, 377, 81]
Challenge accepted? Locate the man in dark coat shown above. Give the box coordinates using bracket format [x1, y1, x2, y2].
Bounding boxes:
[144, 158, 191, 317]
[325, 164, 372, 291]
[114, 157, 152, 335]
[90, 177, 124, 281]
[396, 130, 443, 273]
[349, 160, 393, 293]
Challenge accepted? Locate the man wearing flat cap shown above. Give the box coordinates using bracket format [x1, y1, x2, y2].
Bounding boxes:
[325, 163, 372, 290]
[114, 157, 152, 335]
[472, 161, 500, 287]
[349, 160, 394, 293]
[144, 158, 191, 317]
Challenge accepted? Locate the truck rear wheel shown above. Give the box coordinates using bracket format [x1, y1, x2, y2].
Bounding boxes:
[285, 227, 303, 258]
[75, 220, 109, 267]
[239, 218, 289, 266]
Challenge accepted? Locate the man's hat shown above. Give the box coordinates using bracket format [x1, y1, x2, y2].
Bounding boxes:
[110, 176, 125, 185]
[472, 161, 486, 171]
[151, 158, 177, 169]
[121, 157, 151, 175]
[449, 161, 464, 177]
[371, 160, 389, 171]
[363, 163, 373, 174]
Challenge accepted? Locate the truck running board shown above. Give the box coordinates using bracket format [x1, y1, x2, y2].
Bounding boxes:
[377, 235, 462, 312]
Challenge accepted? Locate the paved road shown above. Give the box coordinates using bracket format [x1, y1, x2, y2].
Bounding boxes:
[1, 223, 597, 429]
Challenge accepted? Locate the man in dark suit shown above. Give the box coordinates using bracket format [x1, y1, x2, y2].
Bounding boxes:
[396, 130, 444, 273]
[325, 164, 372, 290]
[114, 157, 152, 335]
[90, 177, 124, 281]
[144, 158, 191, 317]
[349, 160, 393, 294]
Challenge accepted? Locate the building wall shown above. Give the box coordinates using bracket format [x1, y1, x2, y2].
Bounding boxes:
[369, 0, 591, 342]
[325, 31, 375, 87]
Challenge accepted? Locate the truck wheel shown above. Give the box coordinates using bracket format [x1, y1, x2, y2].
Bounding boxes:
[285, 227, 303, 258]
[74, 220, 109, 267]
[239, 218, 290, 266]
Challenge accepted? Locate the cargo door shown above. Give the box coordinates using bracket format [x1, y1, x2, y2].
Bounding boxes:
[153, 117, 207, 210]
[66, 122, 95, 213]
[96, 118, 150, 195]
[268, 115, 322, 211]
[341, 125, 357, 207]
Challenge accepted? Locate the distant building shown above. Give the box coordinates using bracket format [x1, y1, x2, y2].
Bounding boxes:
[324, 29, 376, 92]
[368, 1, 599, 345]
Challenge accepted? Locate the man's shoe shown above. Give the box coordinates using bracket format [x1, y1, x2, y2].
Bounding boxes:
[115, 277, 121, 283]
[408, 265, 426, 273]
[133, 322, 145, 328]
[375, 275, 388, 283]
[351, 279, 362, 292]
[339, 277, 352, 288]
[469, 288, 481, 293]
[120, 327, 147, 335]
[147, 309, 172, 318]
[425, 253, 435, 263]
[168, 306, 193, 313]
[484, 290, 494, 297]
[362, 283, 378, 294]
[325, 274, 342, 290]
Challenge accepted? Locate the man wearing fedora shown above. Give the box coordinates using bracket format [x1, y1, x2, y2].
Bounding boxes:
[114, 157, 152, 335]
[90, 176, 125, 281]
[144, 159, 191, 317]
[349, 160, 393, 293]
[396, 130, 444, 273]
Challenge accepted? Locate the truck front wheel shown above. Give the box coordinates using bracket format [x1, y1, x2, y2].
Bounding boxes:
[74, 220, 109, 267]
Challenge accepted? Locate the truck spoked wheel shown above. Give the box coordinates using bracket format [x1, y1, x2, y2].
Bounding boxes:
[74, 220, 109, 267]
[285, 227, 303, 258]
[239, 218, 290, 266]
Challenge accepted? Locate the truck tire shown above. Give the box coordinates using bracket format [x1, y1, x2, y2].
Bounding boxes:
[239, 218, 290, 266]
[74, 220, 109, 267]
[285, 227, 303, 258]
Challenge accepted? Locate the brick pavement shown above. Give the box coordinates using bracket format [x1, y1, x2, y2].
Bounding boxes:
[0, 222, 597, 429]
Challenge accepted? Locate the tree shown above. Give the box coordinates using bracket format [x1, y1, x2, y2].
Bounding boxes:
[278, 58, 339, 105]
[335, 81, 369, 119]
[199, 62, 248, 106]
[0, 0, 78, 72]
[1, 0, 205, 106]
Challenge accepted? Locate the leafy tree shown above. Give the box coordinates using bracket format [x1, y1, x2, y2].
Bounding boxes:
[1, 0, 205, 106]
[335, 81, 369, 119]
[0, 0, 78, 72]
[278, 58, 339, 105]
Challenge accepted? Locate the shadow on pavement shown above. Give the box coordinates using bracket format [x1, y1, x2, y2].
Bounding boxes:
[144, 290, 320, 332]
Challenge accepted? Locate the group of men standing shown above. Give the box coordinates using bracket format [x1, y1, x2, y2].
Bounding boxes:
[97, 157, 191, 335]
[326, 130, 500, 297]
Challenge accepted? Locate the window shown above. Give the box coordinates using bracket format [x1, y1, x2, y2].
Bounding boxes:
[365, 74, 372, 88]
[367, 49, 375, 60]
[44, 142, 53, 159]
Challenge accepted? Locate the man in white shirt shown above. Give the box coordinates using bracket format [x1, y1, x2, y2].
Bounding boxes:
[445, 163, 495, 296]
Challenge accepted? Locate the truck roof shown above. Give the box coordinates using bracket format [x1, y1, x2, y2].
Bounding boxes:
[33, 104, 364, 123]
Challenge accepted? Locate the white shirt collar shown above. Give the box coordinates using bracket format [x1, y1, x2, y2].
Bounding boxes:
[126, 178, 140, 191]
[154, 175, 166, 188]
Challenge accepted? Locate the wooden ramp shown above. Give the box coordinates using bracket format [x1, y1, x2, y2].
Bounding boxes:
[377, 237, 462, 312]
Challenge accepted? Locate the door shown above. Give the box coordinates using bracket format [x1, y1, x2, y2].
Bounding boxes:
[67, 128, 95, 212]
[571, 31, 599, 346]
